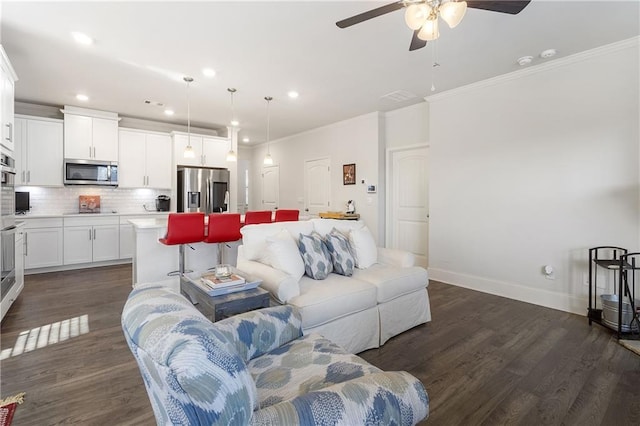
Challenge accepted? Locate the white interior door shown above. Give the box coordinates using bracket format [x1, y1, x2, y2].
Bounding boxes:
[390, 146, 429, 267]
[262, 165, 279, 210]
[304, 158, 331, 215]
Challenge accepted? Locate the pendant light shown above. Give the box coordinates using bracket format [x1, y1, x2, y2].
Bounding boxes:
[183, 76, 195, 158]
[263, 96, 273, 165]
[226, 88, 238, 162]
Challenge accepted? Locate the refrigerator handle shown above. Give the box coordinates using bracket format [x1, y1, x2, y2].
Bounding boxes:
[205, 178, 210, 215]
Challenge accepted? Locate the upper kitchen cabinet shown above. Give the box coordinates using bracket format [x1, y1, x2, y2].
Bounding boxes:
[62, 106, 119, 161]
[14, 116, 64, 186]
[173, 132, 230, 168]
[119, 128, 172, 189]
[0, 46, 18, 153]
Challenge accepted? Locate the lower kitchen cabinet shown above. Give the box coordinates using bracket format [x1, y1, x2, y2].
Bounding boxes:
[63, 216, 120, 265]
[23, 218, 64, 269]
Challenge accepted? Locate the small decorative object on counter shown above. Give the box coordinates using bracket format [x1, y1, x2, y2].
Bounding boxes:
[79, 195, 100, 213]
[346, 200, 355, 214]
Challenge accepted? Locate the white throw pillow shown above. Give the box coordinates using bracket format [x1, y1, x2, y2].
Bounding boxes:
[265, 229, 305, 281]
[349, 226, 378, 269]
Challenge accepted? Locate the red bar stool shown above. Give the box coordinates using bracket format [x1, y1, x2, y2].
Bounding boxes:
[244, 210, 273, 225]
[274, 209, 299, 222]
[205, 213, 242, 265]
[159, 212, 205, 276]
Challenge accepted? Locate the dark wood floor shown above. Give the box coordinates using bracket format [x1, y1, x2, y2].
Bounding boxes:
[1, 265, 638, 425]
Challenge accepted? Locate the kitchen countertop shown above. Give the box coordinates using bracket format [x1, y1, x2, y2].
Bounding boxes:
[16, 212, 170, 219]
[128, 218, 168, 229]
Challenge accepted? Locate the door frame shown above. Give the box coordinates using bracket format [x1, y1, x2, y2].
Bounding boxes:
[385, 143, 430, 251]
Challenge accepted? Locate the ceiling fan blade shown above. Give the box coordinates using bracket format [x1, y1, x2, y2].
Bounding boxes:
[467, 0, 532, 14]
[336, 1, 405, 28]
[409, 30, 427, 51]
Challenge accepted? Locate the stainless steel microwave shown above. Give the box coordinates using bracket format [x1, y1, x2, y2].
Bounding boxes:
[64, 159, 118, 186]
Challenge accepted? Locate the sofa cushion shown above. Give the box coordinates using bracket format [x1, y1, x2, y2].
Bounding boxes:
[247, 333, 381, 408]
[352, 265, 429, 303]
[311, 218, 364, 238]
[298, 233, 332, 280]
[265, 229, 305, 281]
[241, 221, 315, 261]
[348, 226, 378, 269]
[325, 229, 355, 276]
[289, 274, 377, 329]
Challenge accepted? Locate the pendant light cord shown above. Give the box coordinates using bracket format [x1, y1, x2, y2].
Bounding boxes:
[265, 96, 272, 155]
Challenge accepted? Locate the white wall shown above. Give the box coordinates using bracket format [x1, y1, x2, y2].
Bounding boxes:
[385, 102, 429, 149]
[427, 38, 640, 315]
[249, 112, 385, 242]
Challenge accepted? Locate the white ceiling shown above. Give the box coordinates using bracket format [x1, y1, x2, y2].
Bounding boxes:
[2, 1, 638, 145]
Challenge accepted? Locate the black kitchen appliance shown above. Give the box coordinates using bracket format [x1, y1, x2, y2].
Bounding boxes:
[15, 191, 29, 214]
[156, 195, 170, 212]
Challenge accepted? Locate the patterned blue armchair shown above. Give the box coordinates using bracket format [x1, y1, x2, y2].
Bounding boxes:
[122, 286, 429, 425]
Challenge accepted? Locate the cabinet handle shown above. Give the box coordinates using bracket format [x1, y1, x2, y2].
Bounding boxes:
[89, 229, 92, 240]
[93, 229, 96, 240]
[143, 176, 146, 186]
[21, 170, 25, 183]
[5, 123, 12, 142]
[93, 147, 96, 158]
[27, 170, 30, 183]
[24, 233, 28, 256]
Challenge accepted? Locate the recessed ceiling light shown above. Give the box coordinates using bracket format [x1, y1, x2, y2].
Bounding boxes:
[287, 91, 299, 99]
[164, 109, 174, 116]
[540, 49, 557, 59]
[202, 68, 216, 78]
[242, 137, 250, 143]
[517, 56, 533, 66]
[76, 94, 89, 101]
[72, 32, 93, 46]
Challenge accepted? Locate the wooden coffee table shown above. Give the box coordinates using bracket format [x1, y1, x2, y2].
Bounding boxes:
[180, 274, 270, 322]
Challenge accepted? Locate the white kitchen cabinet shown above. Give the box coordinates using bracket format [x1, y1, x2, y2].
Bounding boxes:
[0, 46, 17, 153]
[63, 106, 118, 161]
[173, 132, 230, 168]
[23, 218, 64, 269]
[14, 116, 64, 186]
[119, 129, 171, 188]
[63, 216, 120, 265]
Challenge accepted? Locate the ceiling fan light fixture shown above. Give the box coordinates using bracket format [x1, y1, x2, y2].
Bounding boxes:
[440, 0, 467, 28]
[404, 3, 431, 30]
[418, 17, 439, 41]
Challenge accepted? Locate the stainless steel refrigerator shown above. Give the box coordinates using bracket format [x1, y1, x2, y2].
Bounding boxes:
[177, 167, 230, 213]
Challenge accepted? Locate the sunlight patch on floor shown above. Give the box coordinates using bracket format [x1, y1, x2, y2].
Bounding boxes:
[0, 314, 90, 360]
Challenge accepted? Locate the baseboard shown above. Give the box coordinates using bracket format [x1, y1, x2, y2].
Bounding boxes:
[25, 259, 131, 275]
[428, 268, 587, 316]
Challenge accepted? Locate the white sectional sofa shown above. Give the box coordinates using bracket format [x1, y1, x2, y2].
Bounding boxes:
[237, 218, 431, 354]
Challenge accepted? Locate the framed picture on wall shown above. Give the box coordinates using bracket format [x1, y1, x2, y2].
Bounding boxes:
[343, 163, 356, 185]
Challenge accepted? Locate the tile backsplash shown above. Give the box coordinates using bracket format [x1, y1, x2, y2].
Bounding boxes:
[15, 186, 171, 215]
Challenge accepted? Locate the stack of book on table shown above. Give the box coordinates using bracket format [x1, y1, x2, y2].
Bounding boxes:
[186, 270, 259, 296]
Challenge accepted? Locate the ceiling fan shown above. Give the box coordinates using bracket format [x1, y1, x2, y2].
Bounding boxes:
[336, 0, 532, 51]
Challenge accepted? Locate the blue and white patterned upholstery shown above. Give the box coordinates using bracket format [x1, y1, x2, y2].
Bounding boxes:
[298, 232, 333, 280]
[122, 286, 429, 425]
[325, 228, 356, 276]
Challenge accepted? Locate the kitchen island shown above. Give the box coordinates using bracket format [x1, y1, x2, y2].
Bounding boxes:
[129, 217, 223, 289]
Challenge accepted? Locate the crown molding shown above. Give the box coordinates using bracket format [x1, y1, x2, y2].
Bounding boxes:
[425, 36, 640, 103]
